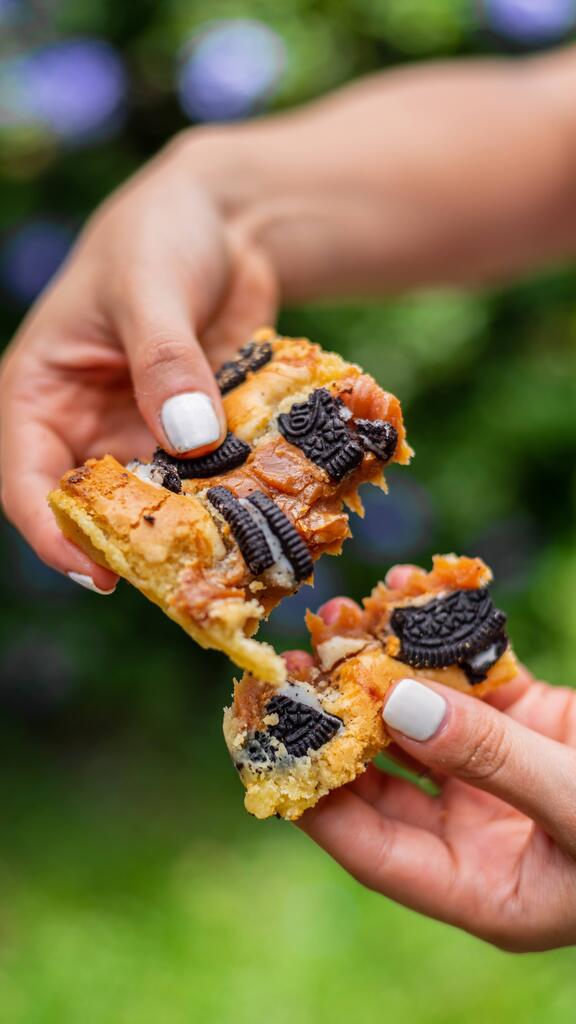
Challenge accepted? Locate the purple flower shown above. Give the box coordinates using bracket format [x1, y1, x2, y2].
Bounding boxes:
[25, 38, 127, 142]
[482, 0, 576, 42]
[178, 19, 286, 123]
[1, 220, 74, 304]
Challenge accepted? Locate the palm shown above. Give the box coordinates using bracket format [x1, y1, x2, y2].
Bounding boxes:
[310, 679, 576, 949]
[36, 335, 156, 466]
[13, 223, 277, 469]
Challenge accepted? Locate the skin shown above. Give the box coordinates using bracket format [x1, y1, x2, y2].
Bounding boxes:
[291, 572, 576, 952]
[2, 46, 576, 947]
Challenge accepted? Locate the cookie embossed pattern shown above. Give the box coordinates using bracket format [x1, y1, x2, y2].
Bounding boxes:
[224, 555, 519, 820]
[49, 329, 412, 683]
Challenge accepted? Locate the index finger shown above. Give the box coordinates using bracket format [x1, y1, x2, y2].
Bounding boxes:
[298, 787, 457, 923]
[0, 400, 117, 592]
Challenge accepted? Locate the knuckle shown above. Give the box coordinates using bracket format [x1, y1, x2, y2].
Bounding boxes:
[135, 335, 193, 381]
[365, 820, 399, 892]
[449, 716, 511, 783]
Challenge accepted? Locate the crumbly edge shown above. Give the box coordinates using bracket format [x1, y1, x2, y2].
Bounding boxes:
[225, 642, 520, 819]
[49, 488, 287, 684]
[48, 335, 410, 686]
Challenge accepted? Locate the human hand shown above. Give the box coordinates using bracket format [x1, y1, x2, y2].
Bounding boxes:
[293, 568, 576, 951]
[0, 132, 277, 592]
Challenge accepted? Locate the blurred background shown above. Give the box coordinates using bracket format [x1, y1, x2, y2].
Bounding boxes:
[2, 0, 576, 1020]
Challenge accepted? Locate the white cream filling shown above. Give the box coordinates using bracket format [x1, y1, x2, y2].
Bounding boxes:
[467, 642, 500, 672]
[278, 680, 327, 712]
[126, 460, 164, 489]
[316, 636, 369, 672]
[239, 498, 296, 589]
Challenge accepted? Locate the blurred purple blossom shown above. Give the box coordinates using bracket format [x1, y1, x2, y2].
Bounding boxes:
[0, 0, 20, 24]
[1, 220, 74, 303]
[481, 0, 576, 42]
[25, 38, 127, 142]
[177, 19, 287, 123]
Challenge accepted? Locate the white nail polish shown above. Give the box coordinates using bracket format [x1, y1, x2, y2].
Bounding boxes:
[382, 678, 447, 741]
[67, 572, 116, 596]
[161, 392, 221, 453]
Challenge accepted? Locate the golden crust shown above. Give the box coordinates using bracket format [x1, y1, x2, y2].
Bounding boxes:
[49, 455, 284, 682]
[48, 332, 411, 683]
[224, 648, 519, 821]
[224, 556, 520, 819]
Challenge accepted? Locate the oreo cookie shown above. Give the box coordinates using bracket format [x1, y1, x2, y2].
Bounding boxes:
[247, 693, 342, 765]
[355, 419, 398, 462]
[390, 589, 508, 671]
[207, 485, 274, 576]
[153, 462, 181, 494]
[153, 433, 250, 480]
[215, 339, 273, 395]
[461, 630, 509, 685]
[129, 459, 182, 494]
[277, 388, 364, 482]
[247, 491, 313, 582]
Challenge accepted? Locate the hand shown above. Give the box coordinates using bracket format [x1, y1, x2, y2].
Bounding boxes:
[293, 567, 576, 951]
[0, 133, 277, 592]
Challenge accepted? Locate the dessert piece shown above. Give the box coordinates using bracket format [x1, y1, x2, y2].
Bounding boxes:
[223, 555, 519, 820]
[49, 329, 411, 684]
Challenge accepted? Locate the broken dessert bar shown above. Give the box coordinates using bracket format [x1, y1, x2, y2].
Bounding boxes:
[223, 555, 519, 820]
[49, 328, 411, 684]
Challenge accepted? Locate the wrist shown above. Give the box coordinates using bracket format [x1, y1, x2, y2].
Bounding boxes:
[166, 123, 293, 217]
[166, 123, 326, 300]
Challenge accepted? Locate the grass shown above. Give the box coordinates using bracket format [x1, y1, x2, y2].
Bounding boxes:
[0, 718, 574, 1024]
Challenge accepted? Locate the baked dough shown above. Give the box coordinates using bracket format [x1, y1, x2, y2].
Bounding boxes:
[49, 329, 411, 683]
[223, 555, 519, 819]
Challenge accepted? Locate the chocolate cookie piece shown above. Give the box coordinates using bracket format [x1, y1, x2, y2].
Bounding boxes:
[215, 340, 273, 395]
[277, 388, 364, 482]
[461, 630, 509, 685]
[132, 458, 182, 494]
[246, 692, 343, 767]
[153, 433, 250, 480]
[247, 491, 313, 582]
[207, 485, 275, 576]
[390, 588, 508, 670]
[355, 419, 398, 462]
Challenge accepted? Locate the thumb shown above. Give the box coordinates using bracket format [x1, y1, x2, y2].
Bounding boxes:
[382, 676, 576, 858]
[118, 283, 226, 457]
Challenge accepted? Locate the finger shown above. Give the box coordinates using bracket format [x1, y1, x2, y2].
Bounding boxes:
[502, 678, 576, 744]
[382, 676, 576, 858]
[0, 413, 117, 592]
[298, 787, 456, 922]
[384, 563, 419, 589]
[484, 664, 533, 712]
[382, 742, 446, 786]
[282, 650, 316, 677]
[316, 596, 362, 625]
[200, 233, 278, 370]
[350, 763, 443, 834]
[114, 280, 226, 458]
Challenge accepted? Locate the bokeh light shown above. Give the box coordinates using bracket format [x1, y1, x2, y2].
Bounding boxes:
[0, 38, 127, 144]
[26, 38, 128, 142]
[0, 220, 74, 303]
[481, 0, 576, 42]
[0, 0, 19, 26]
[177, 19, 287, 122]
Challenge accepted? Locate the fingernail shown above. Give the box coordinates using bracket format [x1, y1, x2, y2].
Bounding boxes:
[382, 678, 447, 741]
[161, 392, 221, 453]
[67, 572, 116, 596]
